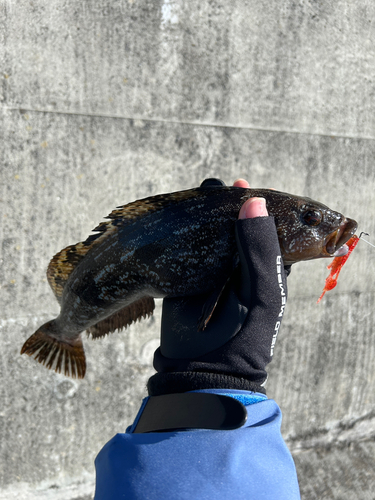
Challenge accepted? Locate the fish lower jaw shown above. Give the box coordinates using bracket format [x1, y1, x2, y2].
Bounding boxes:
[322, 244, 348, 258]
[332, 244, 349, 257]
[325, 218, 358, 256]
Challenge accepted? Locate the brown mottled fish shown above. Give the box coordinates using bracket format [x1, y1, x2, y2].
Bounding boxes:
[21, 178, 357, 378]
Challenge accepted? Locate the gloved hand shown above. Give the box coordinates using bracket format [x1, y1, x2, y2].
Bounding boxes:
[148, 178, 290, 397]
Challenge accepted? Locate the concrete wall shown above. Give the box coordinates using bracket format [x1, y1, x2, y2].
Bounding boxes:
[1, 1, 375, 498]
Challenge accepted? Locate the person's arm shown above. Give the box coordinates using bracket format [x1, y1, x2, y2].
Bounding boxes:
[94, 178, 300, 500]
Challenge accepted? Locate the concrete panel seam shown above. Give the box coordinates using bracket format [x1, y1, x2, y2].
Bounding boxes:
[4, 105, 375, 143]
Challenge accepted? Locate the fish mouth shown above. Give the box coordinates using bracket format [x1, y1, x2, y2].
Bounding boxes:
[325, 218, 358, 256]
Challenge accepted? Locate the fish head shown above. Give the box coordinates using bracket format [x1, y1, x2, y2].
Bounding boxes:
[266, 192, 358, 265]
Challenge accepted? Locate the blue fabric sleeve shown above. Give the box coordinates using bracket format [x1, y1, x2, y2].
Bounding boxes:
[94, 391, 300, 500]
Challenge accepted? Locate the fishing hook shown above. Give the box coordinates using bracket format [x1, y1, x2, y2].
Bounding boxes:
[359, 232, 375, 248]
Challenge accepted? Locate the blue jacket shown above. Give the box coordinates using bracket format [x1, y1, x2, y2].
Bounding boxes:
[94, 389, 301, 500]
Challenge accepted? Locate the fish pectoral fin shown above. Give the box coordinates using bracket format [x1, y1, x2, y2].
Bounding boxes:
[87, 297, 155, 339]
[21, 321, 86, 378]
[198, 276, 233, 332]
[198, 256, 240, 332]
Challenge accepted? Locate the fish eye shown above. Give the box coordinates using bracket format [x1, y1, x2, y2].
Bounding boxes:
[302, 209, 322, 226]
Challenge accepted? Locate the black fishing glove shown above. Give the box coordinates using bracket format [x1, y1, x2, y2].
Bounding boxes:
[148, 185, 290, 396]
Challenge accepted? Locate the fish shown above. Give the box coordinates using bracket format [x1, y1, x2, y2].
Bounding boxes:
[21, 178, 357, 378]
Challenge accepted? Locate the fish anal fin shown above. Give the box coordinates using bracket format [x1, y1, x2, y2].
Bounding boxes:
[87, 297, 155, 339]
[21, 321, 86, 378]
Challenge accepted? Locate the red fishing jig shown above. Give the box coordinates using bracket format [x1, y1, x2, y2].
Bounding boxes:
[317, 235, 360, 302]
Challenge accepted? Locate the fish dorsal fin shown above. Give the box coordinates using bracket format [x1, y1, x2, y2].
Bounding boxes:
[47, 189, 199, 300]
[87, 296, 155, 339]
[47, 242, 92, 300]
[94, 188, 198, 234]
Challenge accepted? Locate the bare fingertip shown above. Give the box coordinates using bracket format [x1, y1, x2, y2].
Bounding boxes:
[233, 178, 250, 188]
[239, 197, 268, 219]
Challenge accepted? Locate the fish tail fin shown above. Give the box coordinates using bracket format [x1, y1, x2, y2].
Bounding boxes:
[21, 321, 86, 378]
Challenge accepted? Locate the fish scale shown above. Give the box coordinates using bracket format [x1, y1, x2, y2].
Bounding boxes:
[21, 181, 357, 379]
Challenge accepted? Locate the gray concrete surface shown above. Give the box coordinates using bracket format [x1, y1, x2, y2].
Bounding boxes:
[1, 1, 375, 498]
